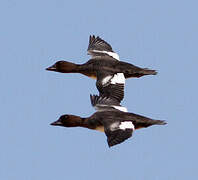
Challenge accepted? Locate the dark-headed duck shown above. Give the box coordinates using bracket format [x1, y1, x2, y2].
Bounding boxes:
[51, 95, 166, 147]
[46, 35, 157, 103]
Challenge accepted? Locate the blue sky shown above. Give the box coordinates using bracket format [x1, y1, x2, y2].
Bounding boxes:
[1, 0, 197, 179]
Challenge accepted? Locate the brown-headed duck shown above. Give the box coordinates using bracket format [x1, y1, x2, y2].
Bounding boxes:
[50, 95, 166, 147]
[46, 35, 157, 103]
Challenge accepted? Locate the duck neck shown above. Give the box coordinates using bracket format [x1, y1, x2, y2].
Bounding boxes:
[67, 115, 89, 128]
[60, 61, 80, 73]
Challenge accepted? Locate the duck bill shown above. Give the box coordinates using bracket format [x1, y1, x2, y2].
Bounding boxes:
[46, 65, 56, 71]
[50, 120, 62, 126]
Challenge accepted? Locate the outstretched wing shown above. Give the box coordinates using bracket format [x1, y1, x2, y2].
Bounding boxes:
[96, 71, 126, 103]
[87, 35, 126, 103]
[102, 118, 135, 147]
[87, 35, 120, 60]
[90, 94, 127, 112]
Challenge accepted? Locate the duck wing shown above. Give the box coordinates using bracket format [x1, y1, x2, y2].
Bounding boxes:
[87, 35, 120, 60]
[102, 116, 134, 147]
[90, 94, 127, 112]
[87, 35, 127, 102]
[95, 71, 126, 103]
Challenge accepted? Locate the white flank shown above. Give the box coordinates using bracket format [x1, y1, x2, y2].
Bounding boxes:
[102, 75, 112, 85]
[92, 50, 120, 60]
[113, 106, 128, 112]
[111, 73, 125, 84]
[119, 121, 134, 130]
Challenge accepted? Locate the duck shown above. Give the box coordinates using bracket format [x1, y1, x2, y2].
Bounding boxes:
[46, 35, 157, 103]
[50, 94, 166, 147]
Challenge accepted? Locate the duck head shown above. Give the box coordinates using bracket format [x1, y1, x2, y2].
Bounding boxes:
[46, 61, 78, 73]
[50, 114, 83, 127]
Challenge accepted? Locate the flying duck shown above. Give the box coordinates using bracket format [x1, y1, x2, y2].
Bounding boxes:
[46, 35, 157, 103]
[50, 95, 166, 147]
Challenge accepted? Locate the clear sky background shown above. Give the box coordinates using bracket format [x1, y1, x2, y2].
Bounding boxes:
[1, 0, 197, 179]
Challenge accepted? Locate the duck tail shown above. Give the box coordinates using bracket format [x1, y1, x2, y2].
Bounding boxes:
[141, 68, 157, 76]
[133, 113, 167, 129]
[150, 119, 167, 126]
[137, 119, 167, 129]
[124, 65, 157, 78]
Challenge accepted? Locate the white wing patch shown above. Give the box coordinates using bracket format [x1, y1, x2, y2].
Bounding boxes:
[102, 73, 125, 86]
[119, 122, 134, 130]
[110, 121, 134, 131]
[105, 51, 120, 60]
[102, 75, 112, 85]
[91, 50, 120, 60]
[93, 104, 127, 112]
[111, 73, 125, 84]
[113, 106, 128, 112]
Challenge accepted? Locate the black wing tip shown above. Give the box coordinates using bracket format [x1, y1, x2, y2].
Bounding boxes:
[90, 94, 99, 107]
[88, 35, 99, 46]
[89, 35, 101, 41]
[89, 35, 97, 39]
[107, 136, 132, 148]
[108, 141, 118, 148]
[89, 35, 96, 44]
[106, 129, 133, 147]
[107, 140, 117, 148]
